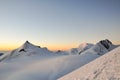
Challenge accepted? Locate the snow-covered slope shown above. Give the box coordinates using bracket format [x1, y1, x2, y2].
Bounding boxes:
[59, 46, 120, 80]
[0, 51, 99, 80]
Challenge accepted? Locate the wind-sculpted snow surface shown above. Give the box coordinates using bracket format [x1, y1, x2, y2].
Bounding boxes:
[59, 47, 120, 80]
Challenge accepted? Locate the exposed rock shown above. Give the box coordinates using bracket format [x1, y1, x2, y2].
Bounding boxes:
[99, 39, 112, 50]
[0, 53, 3, 56]
[19, 49, 26, 52]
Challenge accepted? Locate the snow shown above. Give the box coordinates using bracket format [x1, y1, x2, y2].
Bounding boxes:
[0, 52, 99, 80]
[0, 39, 116, 61]
[0, 41, 53, 61]
[59, 47, 120, 80]
[0, 40, 119, 80]
[69, 43, 94, 55]
[68, 39, 117, 55]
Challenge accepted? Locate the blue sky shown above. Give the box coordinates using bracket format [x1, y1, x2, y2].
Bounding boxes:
[0, 0, 120, 50]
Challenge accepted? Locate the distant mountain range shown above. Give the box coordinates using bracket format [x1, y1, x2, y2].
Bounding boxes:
[0, 39, 119, 80]
[1, 39, 118, 61]
[69, 39, 118, 55]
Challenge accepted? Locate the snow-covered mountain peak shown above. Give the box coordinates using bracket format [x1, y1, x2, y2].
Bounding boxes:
[0, 41, 52, 61]
[98, 39, 114, 50]
[69, 43, 94, 55]
[78, 43, 94, 52]
[94, 39, 116, 53]
[78, 42, 87, 49]
[79, 39, 118, 55]
[19, 41, 40, 51]
[16, 41, 52, 55]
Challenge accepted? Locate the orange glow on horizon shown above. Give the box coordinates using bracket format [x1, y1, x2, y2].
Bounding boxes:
[0, 44, 77, 51]
[0, 41, 119, 51]
[0, 45, 19, 51]
[47, 45, 76, 51]
[112, 40, 120, 45]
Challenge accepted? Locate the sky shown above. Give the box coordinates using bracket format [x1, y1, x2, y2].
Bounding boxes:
[0, 0, 120, 51]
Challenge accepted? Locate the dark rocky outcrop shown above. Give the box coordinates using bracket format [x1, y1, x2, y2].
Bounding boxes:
[0, 53, 3, 56]
[37, 46, 41, 48]
[56, 50, 61, 53]
[19, 49, 26, 52]
[100, 39, 112, 50]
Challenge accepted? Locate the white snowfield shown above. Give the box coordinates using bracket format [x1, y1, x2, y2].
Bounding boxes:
[59, 47, 120, 80]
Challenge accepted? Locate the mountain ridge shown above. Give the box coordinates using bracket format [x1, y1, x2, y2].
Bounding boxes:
[0, 39, 119, 61]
